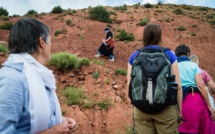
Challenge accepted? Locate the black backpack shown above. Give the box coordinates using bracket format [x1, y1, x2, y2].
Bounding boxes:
[129, 47, 178, 113]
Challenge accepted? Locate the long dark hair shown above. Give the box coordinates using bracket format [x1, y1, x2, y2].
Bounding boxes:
[143, 23, 162, 46]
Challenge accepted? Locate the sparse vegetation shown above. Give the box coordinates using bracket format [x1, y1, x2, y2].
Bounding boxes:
[137, 17, 150, 26]
[191, 33, 196, 36]
[49, 52, 89, 70]
[1, 15, 9, 20]
[177, 25, 186, 31]
[209, 19, 215, 25]
[52, 6, 63, 13]
[65, 19, 72, 25]
[114, 5, 127, 10]
[0, 43, 8, 53]
[115, 68, 127, 76]
[198, 7, 208, 12]
[54, 27, 67, 36]
[116, 29, 135, 41]
[0, 22, 13, 30]
[88, 6, 112, 23]
[92, 59, 105, 66]
[0, 7, 8, 16]
[93, 70, 99, 79]
[173, 8, 183, 15]
[64, 86, 94, 109]
[97, 98, 113, 110]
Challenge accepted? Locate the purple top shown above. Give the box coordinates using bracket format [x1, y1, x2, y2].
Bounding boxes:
[128, 45, 177, 65]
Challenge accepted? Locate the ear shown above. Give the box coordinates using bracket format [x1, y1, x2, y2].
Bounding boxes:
[38, 37, 45, 49]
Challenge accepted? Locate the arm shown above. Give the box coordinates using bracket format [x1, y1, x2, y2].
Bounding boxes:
[171, 61, 183, 116]
[196, 73, 214, 116]
[207, 80, 215, 92]
[127, 63, 132, 96]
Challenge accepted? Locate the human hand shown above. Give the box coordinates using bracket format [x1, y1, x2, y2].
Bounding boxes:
[208, 106, 215, 117]
[62, 117, 78, 132]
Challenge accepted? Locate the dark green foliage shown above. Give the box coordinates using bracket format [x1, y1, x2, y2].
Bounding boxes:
[209, 19, 215, 25]
[0, 22, 13, 30]
[144, 3, 153, 8]
[116, 29, 135, 41]
[177, 26, 186, 31]
[173, 8, 183, 15]
[115, 68, 127, 76]
[0, 43, 8, 53]
[198, 7, 208, 12]
[79, 58, 90, 66]
[1, 15, 9, 20]
[0, 7, 8, 16]
[26, 10, 38, 15]
[93, 70, 99, 79]
[157, 0, 163, 5]
[52, 6, 63, 13]
[137, 18, 149, 26]
[89, 6, 112, 23]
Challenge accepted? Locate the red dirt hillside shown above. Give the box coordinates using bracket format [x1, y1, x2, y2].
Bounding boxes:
[0, 4, 215, 134]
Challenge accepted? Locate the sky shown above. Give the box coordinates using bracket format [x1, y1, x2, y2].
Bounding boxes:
[1, 0, 215, 16]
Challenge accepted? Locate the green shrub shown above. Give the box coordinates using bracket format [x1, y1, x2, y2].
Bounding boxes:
[93, 70, 99, 79]
[54, 27, 67, 36]
[79, 58, 90, 66]
[65, 19, 72, 25]
[191, 33, 196, 36]
[137, 18, 149, 26]
[173, 8, 183, 15]
[116, 29, 135, 41]
[26, 10, 38, 15]
[157, 0, 163, 5]
[0, 22, 13, 30]
[206, 14, 214, 19]
[198, 7, 208, 12]
[115, 68, 127, 76]
[1, 15, 9, 20]
[144, 3, 153, 8]
[92, 59, 105, 66]
[177, 26, 186, 31]
[0, 7, 8, 16]
[108, 11, 117, 16]
[52, 6, 63, 13]
[183, 5, 192, 10]
[49, 52, 80, 70]
[209, 19, 215, 25]
[114, 5, 127, 10]
[97, 98, 113, 110]
[64, 86, 94, 108]
[89, 6, 112, 23]
[0, 43, 8, 53]
[191, 24, 197, 28]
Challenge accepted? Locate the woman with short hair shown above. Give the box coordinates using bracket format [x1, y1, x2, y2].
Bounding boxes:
[0, 18, 77, 134]
[175, 44, 215, 134]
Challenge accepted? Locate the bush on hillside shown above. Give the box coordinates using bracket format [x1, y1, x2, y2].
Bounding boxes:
[209, 19, 215, 25]
[114, 5, 127, 10]
[115, 68, 127, 76]
[173, 8, 183, 15]
[49, 52, 90, 70]
[0, 7, 8, 16]
[116, 29, 135, 41]
[137, 17, 150, 26]
[89, 6, 112, 23]
[25, 9, 38, 15]
[0, 43, 8, 53]
[52, 6, 63, 13]
[1, 15, 10, 20]
[54, 27, 67, 36]
[177, 25, 186, 31]
[0, 22, 13, 30]
[144, 3, 153, 8]
[198, 7, 208, 12]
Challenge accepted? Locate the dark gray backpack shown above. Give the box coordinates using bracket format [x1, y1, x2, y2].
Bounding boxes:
[129, 47, 177, 113]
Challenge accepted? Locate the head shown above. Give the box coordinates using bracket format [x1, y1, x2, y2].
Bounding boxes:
[189, 54, 199, 65]
[104, 27, 110, 33]
[175, 44, 191, 57]
[143, 23, 162, 46]
[8, 17, 52, 64]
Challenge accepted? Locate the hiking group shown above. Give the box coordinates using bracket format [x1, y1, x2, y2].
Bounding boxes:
[0, 17, 215, 134]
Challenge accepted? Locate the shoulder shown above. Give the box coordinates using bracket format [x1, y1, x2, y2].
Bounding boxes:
[128, 51, 140, 65]
[0, 64, 27, 91]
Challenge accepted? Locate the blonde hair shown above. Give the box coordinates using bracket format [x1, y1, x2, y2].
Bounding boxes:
[189, 54, 199, 65]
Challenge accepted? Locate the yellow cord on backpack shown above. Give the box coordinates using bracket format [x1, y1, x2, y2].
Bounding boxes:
[191, 87, 194, 96]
